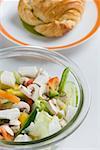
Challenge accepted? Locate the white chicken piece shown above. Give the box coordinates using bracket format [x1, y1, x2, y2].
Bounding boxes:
[18, 66, 38, 78]
[39, 84, 47, 98]
[13, 101, 30, 113]
[48, 100, 60, 115]
[7, 112, 21, 134]
[19, 85, 32, 99]
[14, 134, 32, 142]
[27, 84, 40, 101]
[9, 119, 21, 126]
[1, 125, 14, 136]
[19, 83, 46, 101]
[11, 125, 20, 134]
[0, 108, 20, 121]
[0, 71, 16, 87]
[19, 84, 40, 101]
[19, 69, 49, 101]
[34, 69, 49, 87]
[49, 116, 61, 135]
[28, 83, 47, 100]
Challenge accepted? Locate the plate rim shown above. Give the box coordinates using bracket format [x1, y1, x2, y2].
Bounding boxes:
[0, 0, 100, 50]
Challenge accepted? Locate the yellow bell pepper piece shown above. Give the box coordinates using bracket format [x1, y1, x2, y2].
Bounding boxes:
[19, 112, 29, 126]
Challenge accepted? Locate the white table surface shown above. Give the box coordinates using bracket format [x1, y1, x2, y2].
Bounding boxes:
[0, 28, 100, 150]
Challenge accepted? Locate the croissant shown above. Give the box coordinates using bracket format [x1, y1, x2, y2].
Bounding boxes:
[18, 0, 86, 37]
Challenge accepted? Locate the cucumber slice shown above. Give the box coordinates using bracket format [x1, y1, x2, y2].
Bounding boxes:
[49, 90, 59, 98]
[65, 81, 78, 107]
[29, 111, 52, 139]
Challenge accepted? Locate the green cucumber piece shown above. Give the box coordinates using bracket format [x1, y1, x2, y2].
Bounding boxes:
[29, 111, 52, 139]
[7, 89, 27, 99]
[35, 98, 49, 112]
[35, 97, 56, 116]
[65, 81, 78, 107]
[35, 98, 54, 115]
[49, 90, 59, 98]
[58, 67, 70, 94]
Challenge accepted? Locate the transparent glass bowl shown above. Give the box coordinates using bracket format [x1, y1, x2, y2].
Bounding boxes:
[0, 46, 90, 150]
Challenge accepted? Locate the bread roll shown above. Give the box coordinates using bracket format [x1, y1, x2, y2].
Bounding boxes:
[18, 0, 86, 37]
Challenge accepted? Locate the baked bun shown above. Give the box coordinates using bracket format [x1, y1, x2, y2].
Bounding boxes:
[18, 0, 85, 37]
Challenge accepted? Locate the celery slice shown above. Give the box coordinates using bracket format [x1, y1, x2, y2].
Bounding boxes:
[59, 68, 70, 93]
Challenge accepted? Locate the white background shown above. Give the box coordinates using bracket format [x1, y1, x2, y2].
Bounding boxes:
[0, 28, 100, 150]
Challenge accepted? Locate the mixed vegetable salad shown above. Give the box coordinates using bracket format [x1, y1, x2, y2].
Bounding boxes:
[0, 66, 78, 142]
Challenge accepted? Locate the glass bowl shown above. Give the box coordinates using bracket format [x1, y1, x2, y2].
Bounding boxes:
[0, 46, 90, 150]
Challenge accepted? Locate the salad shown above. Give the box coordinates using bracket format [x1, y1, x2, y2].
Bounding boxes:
[0, 66, 78, 142]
